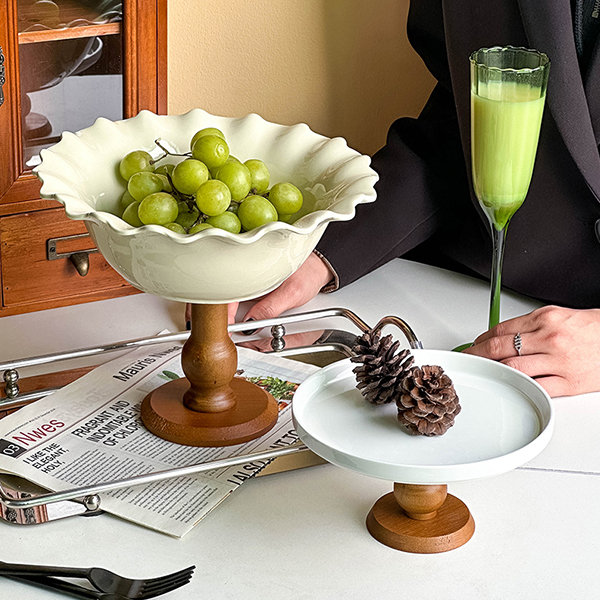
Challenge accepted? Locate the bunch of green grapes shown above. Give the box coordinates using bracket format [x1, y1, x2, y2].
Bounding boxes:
[116, 127, 304, 235]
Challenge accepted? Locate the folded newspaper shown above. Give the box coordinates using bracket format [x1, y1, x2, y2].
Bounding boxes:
[0, 340, 320, 537]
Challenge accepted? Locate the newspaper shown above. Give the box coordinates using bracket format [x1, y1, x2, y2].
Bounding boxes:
[0, 340, 319, 537]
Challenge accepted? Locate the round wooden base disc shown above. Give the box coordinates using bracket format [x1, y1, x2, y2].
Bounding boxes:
[140, 377, 279, 447]
[366, 491, 475, 553]
[25, 112, 52, 140]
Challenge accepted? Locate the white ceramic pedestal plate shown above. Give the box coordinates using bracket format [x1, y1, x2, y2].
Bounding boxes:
[35, 109, 378, 447]
[292, 349, 554, 553]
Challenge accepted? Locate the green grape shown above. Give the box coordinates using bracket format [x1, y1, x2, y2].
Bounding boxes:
[210, 156, 240, 178]
[277, 213, 296, 224]
[215, 161, 252, 201]
[191, 134, 229, 169]
[227, 201, 240, 214]
[120, 189, 137, 210]
[244, 159, 270, 194]
[190, 127, 225, 150]
[188, 222, 214, 234]
[171, 159, 209, 195]
[127, 171, 164, 201]
[154, 163, 175, 176]
[122, 201, 144, 227]
[206, 211, 242, 234]
[163, 222, 186, 233]
[119, 150, 154, 181]
[195, 180, 232, 216]
[269, 182, 303, 214]
[138, 192, 179, 225]
[156, 173, 172, 192]
[177, 199, 192, 213]
[237, 195, 278, 231]
[175, 203, 200, 229]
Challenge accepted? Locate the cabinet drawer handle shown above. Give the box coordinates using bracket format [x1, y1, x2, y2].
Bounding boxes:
[46, 234, 99, 277]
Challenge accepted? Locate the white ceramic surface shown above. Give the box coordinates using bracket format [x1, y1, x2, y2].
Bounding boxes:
[34, 109, 378, 303]
[292, 349, 553, 484]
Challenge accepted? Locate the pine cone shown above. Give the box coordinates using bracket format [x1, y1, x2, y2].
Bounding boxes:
[397, 365, 461, 436]
[350, 330, 414, 405]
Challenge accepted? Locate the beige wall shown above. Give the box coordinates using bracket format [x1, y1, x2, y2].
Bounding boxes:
[167, 0, 435, 155]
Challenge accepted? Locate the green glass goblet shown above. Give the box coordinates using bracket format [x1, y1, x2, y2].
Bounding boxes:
[455, 46, 549, 351]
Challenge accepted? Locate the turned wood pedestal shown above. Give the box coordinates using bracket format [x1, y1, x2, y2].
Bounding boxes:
[366, 483, 475, 553]
[140, 303, 279, 446]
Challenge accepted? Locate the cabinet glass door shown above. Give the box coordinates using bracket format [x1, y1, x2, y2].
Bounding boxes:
[17, 0, 124, 169]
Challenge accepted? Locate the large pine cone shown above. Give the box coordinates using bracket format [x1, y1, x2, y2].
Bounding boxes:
[397, 365, 461, 436]
[350, 330, 414, 405]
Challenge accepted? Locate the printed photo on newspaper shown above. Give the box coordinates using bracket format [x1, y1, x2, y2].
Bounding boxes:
[0, 341, 320, 537]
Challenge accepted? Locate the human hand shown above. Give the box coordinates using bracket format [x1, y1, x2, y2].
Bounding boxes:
[236, 251, 334, 327]
[185, 302, 239, 327]
[462, 305, 600, 397]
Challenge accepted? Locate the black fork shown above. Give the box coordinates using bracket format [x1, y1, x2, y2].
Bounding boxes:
[0, 561, 195, 598]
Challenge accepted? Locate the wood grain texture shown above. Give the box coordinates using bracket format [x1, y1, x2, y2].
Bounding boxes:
[18, 23, 121, 44]
[0, 208, 137, 313]
[366, 484, 475, 553]
[141, 377, 279, 447]
[124, 0, 159, 116]
[182, 304, 238, 413]
[0, 0, 21, 202]
[0, 1, 167, 315]
[141, 303, 279, 446]
[156, 0, 168, 114]
[393, 483, 447, 520]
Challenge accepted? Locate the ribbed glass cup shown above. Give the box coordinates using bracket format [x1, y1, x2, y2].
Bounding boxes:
[469, 46, 550, 329]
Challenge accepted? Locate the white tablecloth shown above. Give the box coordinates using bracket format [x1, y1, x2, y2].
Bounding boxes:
[0, 258, 596, 600]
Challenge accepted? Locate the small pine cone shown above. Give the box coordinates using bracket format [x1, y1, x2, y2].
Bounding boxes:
[397, 365, 461, 436]
[350, 330, 414, 405]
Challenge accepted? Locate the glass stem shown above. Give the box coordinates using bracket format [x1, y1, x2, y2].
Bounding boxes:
[488, 224, 507, 329]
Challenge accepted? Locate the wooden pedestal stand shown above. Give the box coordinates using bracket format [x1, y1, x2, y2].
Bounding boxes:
[140, 303, 279, 446]
[366, 483, 475, 553]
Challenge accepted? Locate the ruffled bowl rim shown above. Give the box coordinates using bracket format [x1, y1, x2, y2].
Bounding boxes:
[34, 109, 379, 246]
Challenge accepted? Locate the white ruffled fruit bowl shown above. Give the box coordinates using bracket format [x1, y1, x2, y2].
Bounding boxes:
[34, 109, 378, 450]
[34, 109, 378, 303]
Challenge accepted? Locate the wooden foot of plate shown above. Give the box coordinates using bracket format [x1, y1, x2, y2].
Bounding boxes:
[366, 483, 475, 553]
[141, 377, 279, 447]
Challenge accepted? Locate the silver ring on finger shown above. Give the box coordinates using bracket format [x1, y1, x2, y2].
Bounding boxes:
[513, 332, 523, 357]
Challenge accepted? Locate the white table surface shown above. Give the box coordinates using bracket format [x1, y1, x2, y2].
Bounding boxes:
[0, 258, 597, 600]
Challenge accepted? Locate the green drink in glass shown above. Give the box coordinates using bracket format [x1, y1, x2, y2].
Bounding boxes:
[470, 46, 550, 330]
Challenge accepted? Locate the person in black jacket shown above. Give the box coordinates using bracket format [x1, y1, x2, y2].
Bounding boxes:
[231, 0, 600, 398]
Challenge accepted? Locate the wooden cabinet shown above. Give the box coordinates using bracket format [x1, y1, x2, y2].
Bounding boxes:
[0, 0, 167, 316]
[1, 208, 135, 310]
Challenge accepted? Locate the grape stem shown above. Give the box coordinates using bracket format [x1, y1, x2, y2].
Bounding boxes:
[162, 172, 205, 224]
[150, 139, 207, 229]
[150, 153, 169, 165]
[153, 138, 193, 159]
